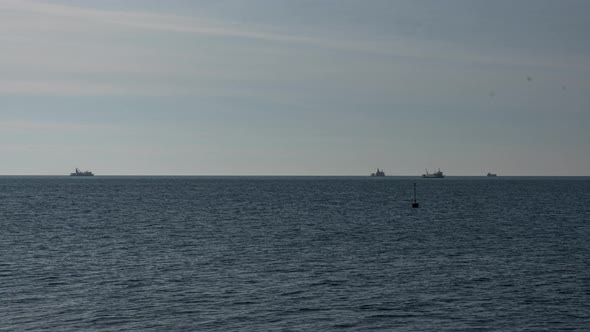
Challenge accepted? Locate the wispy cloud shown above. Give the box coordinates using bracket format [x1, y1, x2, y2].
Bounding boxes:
[0, 119, 109, 132]
[1, 0, 588, 98]
[0, 0, 318, 44]
[5, 0, 584, 64]
[0, 0, 334, 96]
[0, 80, 129, 96]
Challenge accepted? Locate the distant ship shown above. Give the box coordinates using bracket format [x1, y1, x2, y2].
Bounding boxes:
[486, 172, 497, 177]
[370, 168, 385, 177]
[422, 168, 444, 178]
[70, 168, 94, 176]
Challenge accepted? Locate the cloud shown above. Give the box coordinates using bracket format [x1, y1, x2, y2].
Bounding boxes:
[0, 119, 109, 132]
[0, 0, 318, 44]
[4, 0, 574, 63]
[0, 0, 588, 98]
[0, 80, 129, 96]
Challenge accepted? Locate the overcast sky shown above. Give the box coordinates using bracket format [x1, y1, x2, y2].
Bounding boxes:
[1, 0, 589, 175]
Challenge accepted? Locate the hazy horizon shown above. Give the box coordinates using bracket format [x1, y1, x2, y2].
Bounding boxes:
[1, 173, 589, 177]
[1, 0, 589, 176]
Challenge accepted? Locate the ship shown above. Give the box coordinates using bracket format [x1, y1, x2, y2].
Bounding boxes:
[422, 168, 444, 178]
[486, 172, 497, 177]
[370, 168, 385, 177]
[70, 168, 94, 176]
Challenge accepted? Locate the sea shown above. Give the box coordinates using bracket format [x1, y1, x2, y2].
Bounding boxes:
[1, 176, 589, 331]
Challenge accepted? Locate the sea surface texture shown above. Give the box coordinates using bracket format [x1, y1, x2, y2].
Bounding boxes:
[1, 176, 589, 331]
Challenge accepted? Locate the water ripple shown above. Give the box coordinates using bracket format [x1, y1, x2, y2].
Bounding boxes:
[1, 177, 589, 331]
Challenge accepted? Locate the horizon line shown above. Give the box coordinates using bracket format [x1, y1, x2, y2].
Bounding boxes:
[0, 174, 588, 177]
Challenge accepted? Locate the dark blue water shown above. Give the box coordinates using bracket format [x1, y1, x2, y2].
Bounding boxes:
[1, 177, 589, 331]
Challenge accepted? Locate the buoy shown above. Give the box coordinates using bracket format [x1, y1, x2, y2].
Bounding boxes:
[412, 182, 419, 208]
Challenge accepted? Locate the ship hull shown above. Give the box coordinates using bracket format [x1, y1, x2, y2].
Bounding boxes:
[422, 168, 444, 178]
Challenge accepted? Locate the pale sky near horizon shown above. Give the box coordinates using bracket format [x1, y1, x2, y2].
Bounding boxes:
[1, 0, 589, 175]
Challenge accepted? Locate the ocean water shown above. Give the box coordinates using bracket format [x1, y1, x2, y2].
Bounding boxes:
[1, 176, 589, 331]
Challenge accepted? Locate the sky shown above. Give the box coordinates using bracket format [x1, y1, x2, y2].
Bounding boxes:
[1, 0, 589, 175]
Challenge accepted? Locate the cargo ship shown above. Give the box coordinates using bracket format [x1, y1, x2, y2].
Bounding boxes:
[422, 168, 444, 178]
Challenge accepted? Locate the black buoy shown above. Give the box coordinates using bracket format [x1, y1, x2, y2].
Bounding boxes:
[412, 182, 420, 208]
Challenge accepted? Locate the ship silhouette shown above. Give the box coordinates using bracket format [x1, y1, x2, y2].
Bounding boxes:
[422, 168, 444, 178]
[70, 168, 94, 176]
[370, 168, 385, 177]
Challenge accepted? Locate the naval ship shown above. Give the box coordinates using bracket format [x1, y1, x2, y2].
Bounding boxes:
[370, 168, 385, 177]
[70, 168, 94, 176]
